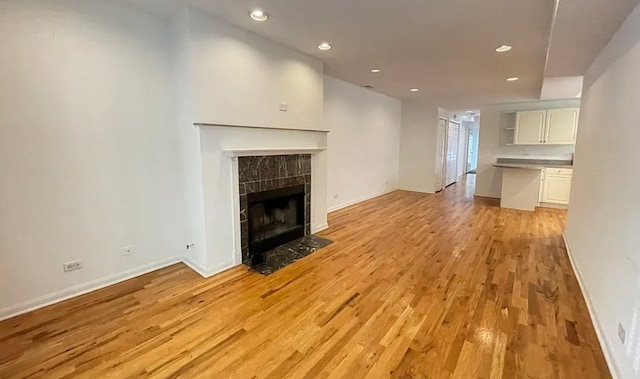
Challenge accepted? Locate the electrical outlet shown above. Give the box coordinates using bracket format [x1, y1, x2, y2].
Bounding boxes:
[279, 102, 288, 112]
[618, 323, 626, 344]
[121, 245, 136, 256]
[63, 260, 83, 272]
[333, 194, 339, 199]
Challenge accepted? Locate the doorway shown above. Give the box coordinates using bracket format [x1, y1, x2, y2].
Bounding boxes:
[466, 128, 478, 174]
[444, 121, 460, 187]
[435, 118, 447, 191]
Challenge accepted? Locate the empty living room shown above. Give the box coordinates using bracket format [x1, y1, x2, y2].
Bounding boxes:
[3, 0, 640, 377]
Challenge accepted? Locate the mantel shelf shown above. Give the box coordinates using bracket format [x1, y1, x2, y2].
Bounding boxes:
[195, 123, 329, 133]
[223, 147, 326, 158]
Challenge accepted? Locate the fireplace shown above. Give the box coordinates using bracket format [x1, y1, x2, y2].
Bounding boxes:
[238, 154, 312, 265]
[247, 184, 305, 265]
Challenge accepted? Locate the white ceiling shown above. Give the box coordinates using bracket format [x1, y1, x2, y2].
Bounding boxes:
[121, 0, 639, 109]
[540, 77, 584, 100]
[546, 0, 639, 77]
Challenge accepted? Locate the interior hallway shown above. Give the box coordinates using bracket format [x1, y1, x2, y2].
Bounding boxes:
[0, 178, 609, 378]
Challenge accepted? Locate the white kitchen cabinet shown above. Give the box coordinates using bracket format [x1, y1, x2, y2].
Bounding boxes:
[512, 108, 579, 145]
[514, 110, 546, 145]
[541, 168, 573, 205]
[545, 108, 579, 144]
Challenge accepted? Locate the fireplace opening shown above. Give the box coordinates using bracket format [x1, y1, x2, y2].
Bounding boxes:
[247, 184, 305, 265]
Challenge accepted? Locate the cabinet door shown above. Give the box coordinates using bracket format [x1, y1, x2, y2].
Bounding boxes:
[545, 108, 579, 144]
[538, 169, 546, 203]
[515, 110, 545, 145]
[542, 175, 572, 204]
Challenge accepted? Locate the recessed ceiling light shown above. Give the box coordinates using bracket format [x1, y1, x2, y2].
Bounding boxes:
[496, 45, 512, 52]
[318, 42, 332, 51]
[249, 9, 268, 21]
[506, 77, 519, 82]
[410, 88, 419, 92]
[370, 68, 381, 73]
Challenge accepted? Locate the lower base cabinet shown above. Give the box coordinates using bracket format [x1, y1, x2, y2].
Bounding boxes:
[540, 168, 573, 205]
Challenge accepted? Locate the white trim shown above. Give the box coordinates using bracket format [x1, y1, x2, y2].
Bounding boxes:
[182, 256, 235, 278]
[328, 189, 397, 212]
[312, 223, 329, 233]
[563, 233, 620, 379]
[0, 255, 182, 322]
[194, 123, 329, 134]
[230, 156, 243, 266]
[223, 147, 326, 157]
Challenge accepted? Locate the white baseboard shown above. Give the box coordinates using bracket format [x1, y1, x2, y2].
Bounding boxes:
[398, 186, 436, 195]
[182, 256, 235, 278]
[473, 191, 500, 199]
[328, 189, 398, 212]
[563, 233, 620, 379]
[0, 255, 182, 322]
[312, 223, 329, 233]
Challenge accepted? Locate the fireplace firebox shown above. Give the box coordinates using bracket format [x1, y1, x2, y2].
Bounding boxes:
[238, 154, 312, 266]
[247, 184, 305, 265]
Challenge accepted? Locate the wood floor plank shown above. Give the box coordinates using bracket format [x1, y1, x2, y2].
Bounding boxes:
[0, 176, 610, 378]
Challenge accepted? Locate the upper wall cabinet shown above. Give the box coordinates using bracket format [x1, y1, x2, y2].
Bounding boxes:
[513, 108, 579, 145]
[515, 110, 546, 144]
[545, 108, 580, 144]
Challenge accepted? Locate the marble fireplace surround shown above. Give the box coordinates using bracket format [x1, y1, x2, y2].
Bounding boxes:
[188, 124, 329, 278]
[238, 154, 312, 264]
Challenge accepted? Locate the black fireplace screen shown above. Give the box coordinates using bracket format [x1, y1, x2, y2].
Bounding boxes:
[247, 184, 305, 264]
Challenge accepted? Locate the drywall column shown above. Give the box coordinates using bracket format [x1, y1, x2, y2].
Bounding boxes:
[399, 101, 439, 193]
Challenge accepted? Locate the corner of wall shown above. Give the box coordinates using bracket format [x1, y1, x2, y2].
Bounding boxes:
[562, 232, 621, 379]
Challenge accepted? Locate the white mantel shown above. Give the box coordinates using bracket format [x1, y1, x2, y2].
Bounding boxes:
[223, 147, 326, 158]
[184, 124, 329, 278]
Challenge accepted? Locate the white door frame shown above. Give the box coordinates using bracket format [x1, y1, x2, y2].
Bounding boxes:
[462, 126, 470, 174]
[437, 117, 448, 192]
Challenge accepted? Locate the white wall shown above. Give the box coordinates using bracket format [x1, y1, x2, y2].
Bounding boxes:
[172, 8, 208, 271]
[0, 1, 329, 319]
[324, 77, 401, 211]
[0, 0, 187, 317]
[187, 9, 324, 130]
[399, 101, 439, 193]
[565, 4, 640, 378]
[475, 99, 580, 198]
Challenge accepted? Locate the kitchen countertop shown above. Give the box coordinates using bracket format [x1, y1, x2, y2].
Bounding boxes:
[492, 158, 573, 170]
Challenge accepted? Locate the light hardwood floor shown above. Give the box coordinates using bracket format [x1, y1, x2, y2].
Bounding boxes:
[0, 176, 610, 378]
